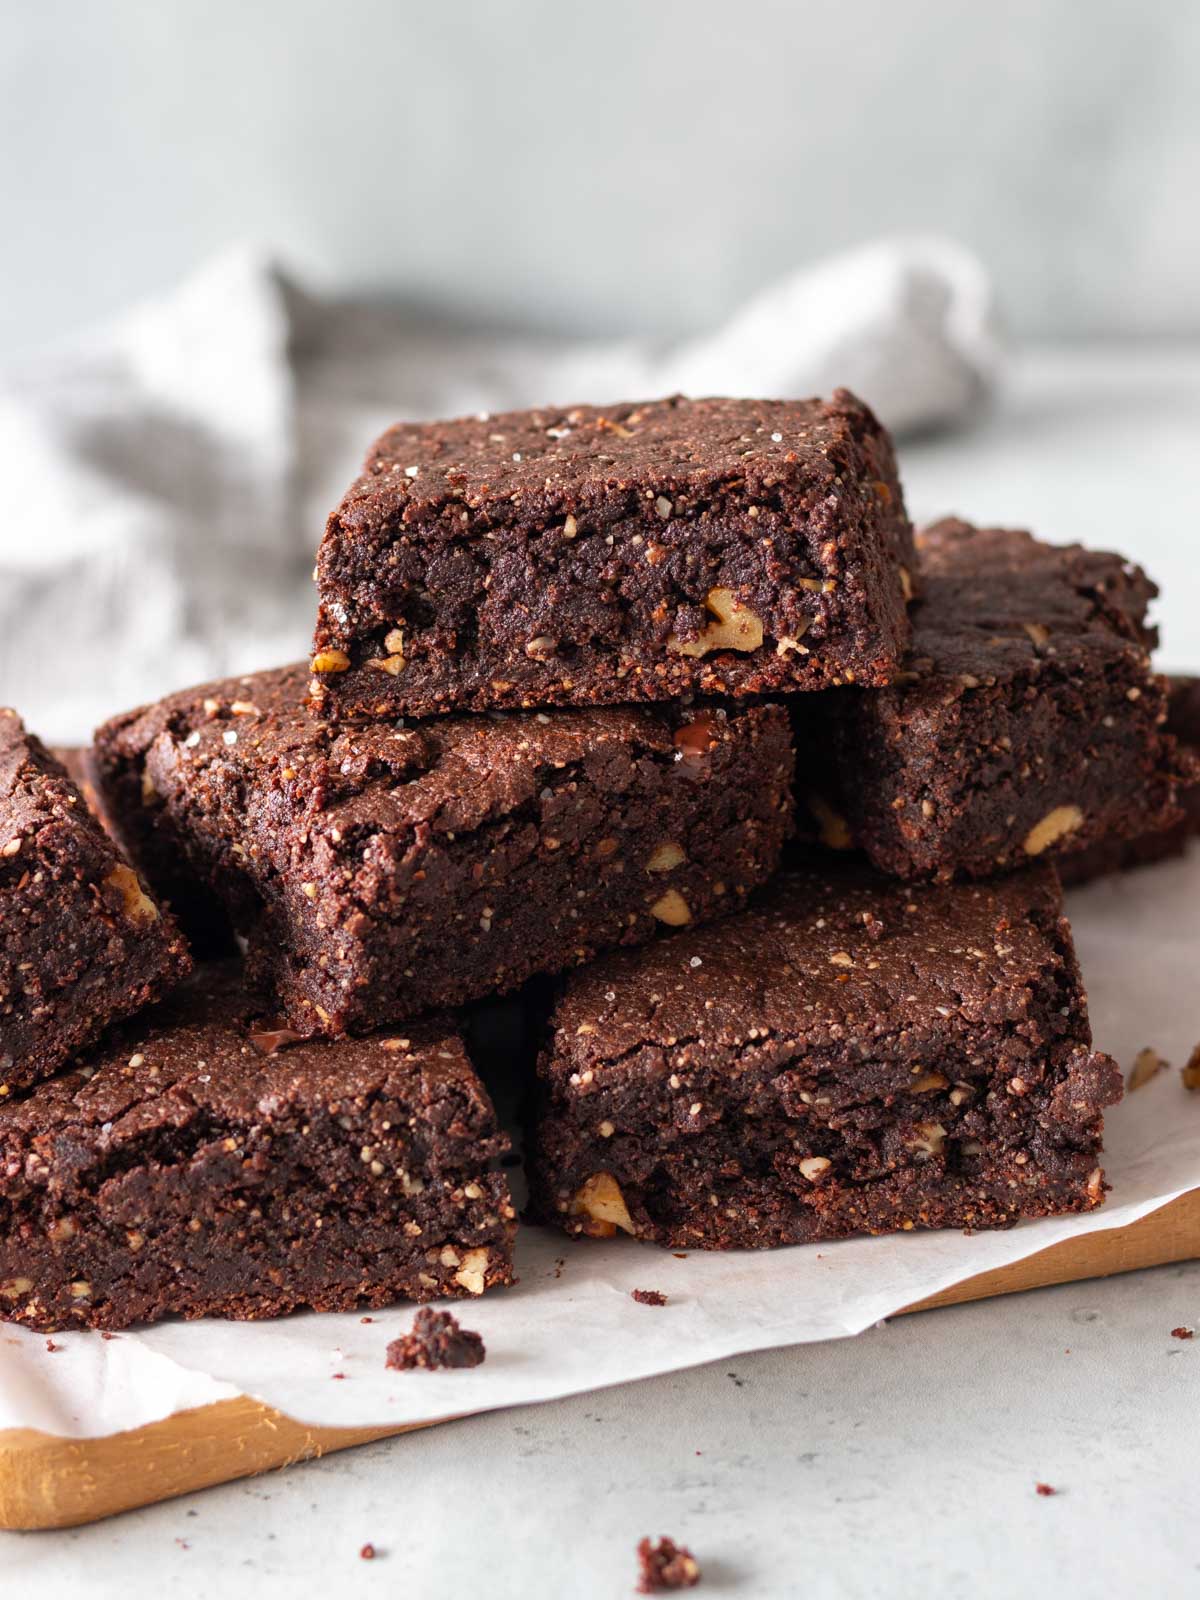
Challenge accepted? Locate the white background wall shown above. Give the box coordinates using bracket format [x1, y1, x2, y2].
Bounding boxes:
[3, 0, 1198, 358]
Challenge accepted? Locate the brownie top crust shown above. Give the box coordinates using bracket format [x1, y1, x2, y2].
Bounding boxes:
[0, 963, 501, 1163]
[335, 391, 900, 533]
[98, 663, 775, 844]
[911, 518, 1158, 676]
[548, 859, 1083, 1072]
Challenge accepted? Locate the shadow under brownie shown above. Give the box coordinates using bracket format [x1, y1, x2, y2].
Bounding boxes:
[309, 391, 914, 719]
[530, 859, 1122, 1249]
[796, 519, 1189, 881]
[94, 665, 794, 1035]
[0, 964, 515, 1332]
[1, 710, 190, 1092]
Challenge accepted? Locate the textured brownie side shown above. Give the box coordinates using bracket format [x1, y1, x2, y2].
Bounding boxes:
[0, 712, 190, 1092]
[1060, 675, 1200, 886]
[530, 862, 1122, 1249]
[799, 520, 1186, 881]
[0, 966, 515, 1332]
[94, 666, 794, 1035]
[309, 391, 915, 718]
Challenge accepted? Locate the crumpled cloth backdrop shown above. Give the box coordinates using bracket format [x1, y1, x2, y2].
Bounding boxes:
[0, 236, 999, 741]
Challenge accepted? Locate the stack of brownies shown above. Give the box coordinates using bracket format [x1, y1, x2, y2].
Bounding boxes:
[1, 390, 1195, 1331]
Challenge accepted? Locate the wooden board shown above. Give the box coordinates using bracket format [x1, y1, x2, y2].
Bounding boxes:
[3, 1188, 1199, 1531]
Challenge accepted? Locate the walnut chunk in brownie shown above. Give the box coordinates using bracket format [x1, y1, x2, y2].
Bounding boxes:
[309, 391, 914, 719]
[637, 1536, 701, 1592]
[385, 1307, 486, 1370]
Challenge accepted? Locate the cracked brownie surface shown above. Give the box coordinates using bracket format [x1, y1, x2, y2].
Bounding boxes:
[94, 665, 793, 1035]
[0, 964, 515, 1331]
[531, 859, 1121, 1249]
[309, 390, 914, 718]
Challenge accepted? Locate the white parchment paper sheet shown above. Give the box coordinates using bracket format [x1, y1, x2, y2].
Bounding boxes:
[1, 852, 1196, 1440]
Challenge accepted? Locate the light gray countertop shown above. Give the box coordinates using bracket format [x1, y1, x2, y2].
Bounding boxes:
[7, 345, 1200, 1598]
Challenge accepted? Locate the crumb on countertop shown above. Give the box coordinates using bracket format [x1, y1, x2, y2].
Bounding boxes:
[637, 1535, 701, 1592]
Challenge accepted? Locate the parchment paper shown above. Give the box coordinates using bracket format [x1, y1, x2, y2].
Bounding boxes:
[2, 852, 1196, 1441]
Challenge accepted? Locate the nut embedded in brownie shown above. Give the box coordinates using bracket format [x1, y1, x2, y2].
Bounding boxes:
[0, 965, 516, 1332]
[93, 665, 794, 1036]
[795, 520, 1191, 881]
[1, 710, 190, 1092]
[531, 859, 1122, 1250]
[309, 390, 915, 719]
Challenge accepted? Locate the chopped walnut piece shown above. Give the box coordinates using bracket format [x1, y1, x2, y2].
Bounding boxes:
[453, 1247, 491, 1296]
[1128, 1047, 1167, 1092]
[568, 1171, 636, 1237]
[667, 588, 764, 658]
[646, 841, 686, 873]
[637, 1535, 701, 1592]
[650, 889, 691, 926]
[1022, 804, 1084, 856]
[807, 792, 853, 851]
[311, 649, 351, 673]
[102, 864, 159, 926]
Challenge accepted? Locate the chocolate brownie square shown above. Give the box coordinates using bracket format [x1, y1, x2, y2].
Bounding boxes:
[1, 711, 190, 1092]
[0, 964, 515, 1331]
[797, 520, 1188, 880]
[309, 390, 914, 719]
[531, 860, 1121, 1249]
[1059, 675, 1200, 885]
[94, 666, 793, 1035]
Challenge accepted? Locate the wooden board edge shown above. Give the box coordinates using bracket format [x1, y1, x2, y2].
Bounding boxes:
[3, 1188, 1199, 1530]
[899, 1187, 1200, 1314]
[0, 1397, 428, 1531]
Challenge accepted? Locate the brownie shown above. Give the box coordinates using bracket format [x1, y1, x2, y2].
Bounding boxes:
[0, 964, 516, 1331]
[94, 665, 793, 1035]
[531, 860, 1122, 1249]
[1, 711, 190, 1093]
[385, 1307, 486, 1370]
[308, 390, 915, 720]
[796, 520, 1189, 881]
[1059, 675, 1200, 885]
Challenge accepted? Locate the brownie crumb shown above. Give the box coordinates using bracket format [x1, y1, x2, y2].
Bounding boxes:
[1171, 1326, 1194, 1340]
[44, 1338, 60, 1353]
[632, 1289, 667, 1307]
[1182, 1045, 1200, 1091]
[359, 1543, 376, 1560]
[1035, 1483, 1058, 1497]
[385, 1308, 486, 1371]
[637, 1536, 700, 1592]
